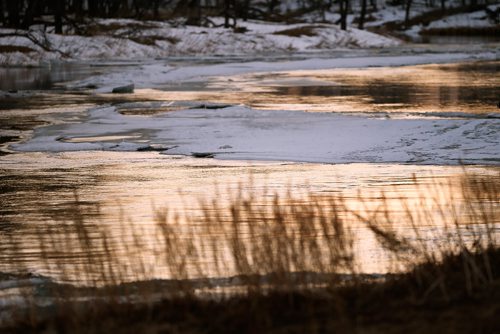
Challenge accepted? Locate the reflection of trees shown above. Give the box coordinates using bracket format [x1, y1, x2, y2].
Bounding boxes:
[0, 166, 105, 278]
[270, 64, 498, 112]
[0, 169, 101, 232]
[0, 68, 52, 91]
[275, 82, 415, 106]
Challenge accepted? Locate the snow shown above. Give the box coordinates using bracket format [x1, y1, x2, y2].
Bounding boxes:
[69, 51, 497, 93]
[12, 105, 500, 165]
[2, 3, 498, 67]
[409, 6, 498, 37]
[364, 4, 499, 38]
[0, 19, 400, 67]
[427, 10, 498, 29]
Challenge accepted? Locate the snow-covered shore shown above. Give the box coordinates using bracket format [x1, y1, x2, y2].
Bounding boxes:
[1, 3, 498, 67]
[0, 18, 400, 67]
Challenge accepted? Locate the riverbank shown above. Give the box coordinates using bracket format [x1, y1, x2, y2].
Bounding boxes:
[0, 18, 399, 67]
[2, 249, 499, 333]
[0, 3, 498, 67]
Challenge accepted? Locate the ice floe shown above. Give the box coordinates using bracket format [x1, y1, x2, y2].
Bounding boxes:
[12, 105, 500, 165]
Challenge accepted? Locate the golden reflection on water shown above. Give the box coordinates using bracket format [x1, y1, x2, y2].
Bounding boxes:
[125, 61, 499, 115]
[0, 151, 498, 284]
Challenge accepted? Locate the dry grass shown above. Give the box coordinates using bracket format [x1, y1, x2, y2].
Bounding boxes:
[128, 35, 180, 46]
[273, 25, 322, 37]
[0, 45, 36, 53]
[82, 22, 158, 36]
[0, 171, 499, 332]
[76, 21, 181, 46]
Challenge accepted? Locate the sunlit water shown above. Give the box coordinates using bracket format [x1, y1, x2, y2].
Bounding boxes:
[0, 58, 499, 285]
[140, 61, 499, 115]
[1, 151, 498, 282]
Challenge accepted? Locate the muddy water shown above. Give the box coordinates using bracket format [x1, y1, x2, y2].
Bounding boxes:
[0, 59, 499, 284]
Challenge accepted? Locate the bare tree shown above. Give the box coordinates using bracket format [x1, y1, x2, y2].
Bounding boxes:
[72, 0, 83, 18]
[6, 0, 21, 28]
[55, 0, 64, 33]
[358, 0, 367, 29]
[339, 0, 349, 30]
[88, 0, 99, 16]
[153, 0, 161, 18]
[404, 0, 412, 27]
[22, 0, 40, 29]
[268, 0, 279, 16]
[242, 0, 251, 21]
[0, 0, 5, 26]
[224, 0, 236, 28]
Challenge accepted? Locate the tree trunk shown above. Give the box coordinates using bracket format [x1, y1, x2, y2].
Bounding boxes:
[153, 0, 160, 19]
[268, 0, 278, 15]
[320, 0, 326, 21]
[0, 0, 5, 26]
[88, 0, 99, 16]
[133, 0, 140, 17]
[55, 0, 64, 34]
[358, 0, 367, 29]
[23, 0, 40, 29]
[196, 0, 201, 24]
[404, 0, 412, 28]
[110, 0, 122, 16]
[98, 0, 106, 17]
[224, 0, 231, 27]
[441, 0, 445, 10]
[340, 0, 348, 30]
[73, 0, 83, 17]
[6, 0, 20, 28]
[242, 0, 250, 21]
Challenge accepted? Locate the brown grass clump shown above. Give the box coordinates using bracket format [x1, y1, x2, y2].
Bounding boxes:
[273, 25, 322, 37]
[0, 171, 498, 333]
[128, 35, 180, 46]
[0, 45, 36, 53]
[83, 22, 158, 36]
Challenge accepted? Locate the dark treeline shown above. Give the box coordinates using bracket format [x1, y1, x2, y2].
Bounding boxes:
[0, 0, 494, 33]
[0, 0, 167, 32]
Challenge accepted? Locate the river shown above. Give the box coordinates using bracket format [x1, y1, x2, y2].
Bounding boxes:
[0, 53, 499, 285]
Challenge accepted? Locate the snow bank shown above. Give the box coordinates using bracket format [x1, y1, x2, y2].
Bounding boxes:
[12, 105, 500, 165]
[427, 10, 498, 29]
[0, 19, 400, 67]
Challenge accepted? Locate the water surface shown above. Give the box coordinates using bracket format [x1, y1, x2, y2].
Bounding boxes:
[0, 58, 499, 284]
[1, 151, 498, 282]
[147, 61, 499, 115]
